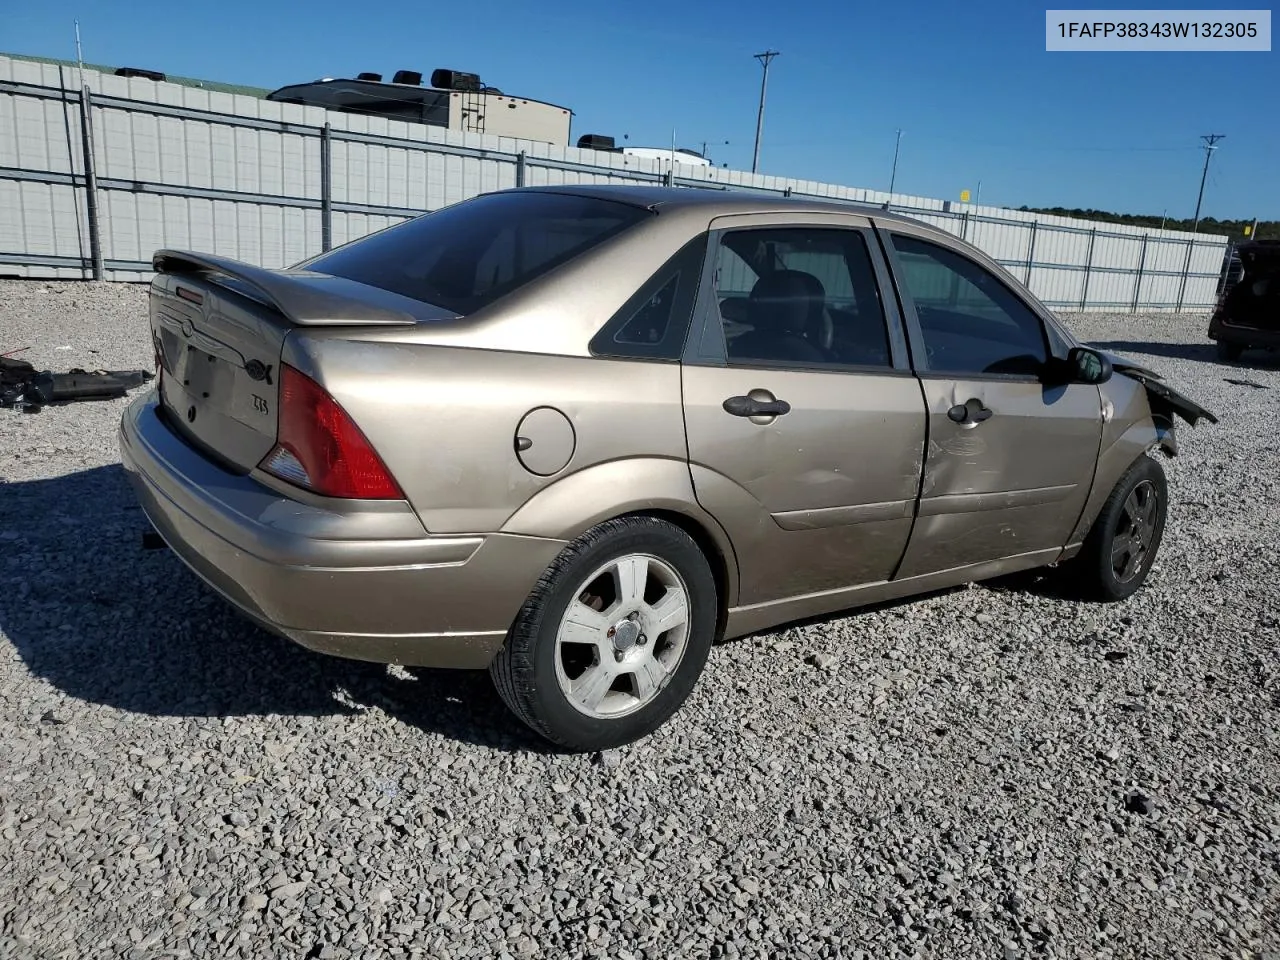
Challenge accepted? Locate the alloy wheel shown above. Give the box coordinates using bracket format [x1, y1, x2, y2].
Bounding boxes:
[553, 554, 691, 719]
[1111, 479, 1160, 583]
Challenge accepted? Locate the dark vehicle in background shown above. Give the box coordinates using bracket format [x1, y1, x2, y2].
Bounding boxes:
[1209, 240, 1280, 362]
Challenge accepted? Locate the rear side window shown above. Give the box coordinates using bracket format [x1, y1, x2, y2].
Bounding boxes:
[589, 233, 707, 360]
[710, 227, 894, 369]
[304, 192, 649, 315]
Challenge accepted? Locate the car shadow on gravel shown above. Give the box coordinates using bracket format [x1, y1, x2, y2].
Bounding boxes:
[0, 465, 551, 753]
[1088, 339, 1222, 363]
[1090, 338, 1280, 369]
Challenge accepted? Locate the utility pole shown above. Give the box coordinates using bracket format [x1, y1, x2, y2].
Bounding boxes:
[889, 128, 902, 194]
[74, 20, 85, 87]
[751, 50, 779, 174]
[1191, 134, 1225, 233]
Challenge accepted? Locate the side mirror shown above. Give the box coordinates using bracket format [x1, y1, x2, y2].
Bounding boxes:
[1044, 346, 1112, 385]
[1062, 346, 1113, 385]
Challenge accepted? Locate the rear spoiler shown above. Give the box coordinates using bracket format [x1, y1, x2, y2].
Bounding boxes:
[152, 249, 423, 327]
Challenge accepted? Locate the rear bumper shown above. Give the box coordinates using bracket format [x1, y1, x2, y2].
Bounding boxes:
[118, 391, 565, 668]
[1209, 313, 1280, 349]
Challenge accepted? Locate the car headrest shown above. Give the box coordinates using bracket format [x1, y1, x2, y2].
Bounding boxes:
[747, 270, 826, 335]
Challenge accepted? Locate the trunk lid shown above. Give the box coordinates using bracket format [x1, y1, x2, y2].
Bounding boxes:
[149, 249, 454, 474]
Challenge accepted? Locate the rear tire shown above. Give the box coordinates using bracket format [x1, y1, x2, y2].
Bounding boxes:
[490, 516, 717, 752]
[1216, 339, 1243, 362]
[1067, 455, 1168, 602]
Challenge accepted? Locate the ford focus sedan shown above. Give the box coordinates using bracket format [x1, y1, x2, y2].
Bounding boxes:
[119, 185, 1215, 751]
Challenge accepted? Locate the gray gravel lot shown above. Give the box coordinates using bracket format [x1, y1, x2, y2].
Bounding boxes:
[1, 279, 1277, 959]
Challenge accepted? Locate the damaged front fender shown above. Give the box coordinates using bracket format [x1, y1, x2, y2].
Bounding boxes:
[1096, 349, 1220, 429]
[1152, 415, 1178, 457]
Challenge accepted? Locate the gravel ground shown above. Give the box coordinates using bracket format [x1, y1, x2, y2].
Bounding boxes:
[1, 279, 1277, 960]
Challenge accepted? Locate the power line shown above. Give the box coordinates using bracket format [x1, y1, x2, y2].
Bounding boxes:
[751, 50, 779, 175]
[762, 134, 1200, 154]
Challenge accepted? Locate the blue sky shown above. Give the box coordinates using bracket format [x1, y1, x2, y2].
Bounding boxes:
[6, 0, 1277, 218]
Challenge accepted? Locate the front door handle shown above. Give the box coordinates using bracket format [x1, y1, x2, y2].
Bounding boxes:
[947, 398, 993, 424]
[723, 394, 792, 418]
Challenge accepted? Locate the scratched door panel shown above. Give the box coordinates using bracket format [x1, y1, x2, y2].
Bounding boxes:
[682, 364, 927, 605]
[893, 377, 1103, 578]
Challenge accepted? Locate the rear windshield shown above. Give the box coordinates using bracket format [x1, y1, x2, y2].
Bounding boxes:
[303, 191, 649, 315]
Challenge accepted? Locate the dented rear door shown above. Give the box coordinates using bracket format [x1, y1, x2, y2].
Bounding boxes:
[680, 213, 927, 607]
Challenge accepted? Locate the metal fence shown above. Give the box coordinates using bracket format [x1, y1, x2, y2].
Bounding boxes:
[0, 54, 1229, 312]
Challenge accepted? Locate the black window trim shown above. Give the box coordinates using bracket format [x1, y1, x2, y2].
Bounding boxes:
[587, 231, 710, 362]
[877, 227, 1058, 383]
[680, 222, 914, 375]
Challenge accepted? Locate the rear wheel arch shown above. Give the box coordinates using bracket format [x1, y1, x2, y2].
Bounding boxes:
[622, 508, 735, 642]
[499, 458, 740, 610]
[490, 513, 720, 751]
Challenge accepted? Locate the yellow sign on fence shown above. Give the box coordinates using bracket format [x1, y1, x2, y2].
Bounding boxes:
[960, 189, 971, 203]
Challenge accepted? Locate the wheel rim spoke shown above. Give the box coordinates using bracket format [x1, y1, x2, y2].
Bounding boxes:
[612, 556, 649, 611]
[1111, 537, 1130, 567]
[1122, 491, 1141, 529]
[1138, 487, 1157, 526]
[631, 656, 667, 701]
[560, 601, 612, 653]
[1137, 525, 1150, 553]
[1121, 540, 1141, 579]
[572, 663, 616, 712]
[644, 587, 688, 638]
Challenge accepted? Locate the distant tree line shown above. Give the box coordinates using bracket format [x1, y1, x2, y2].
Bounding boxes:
[1016, 206, 1277, 242]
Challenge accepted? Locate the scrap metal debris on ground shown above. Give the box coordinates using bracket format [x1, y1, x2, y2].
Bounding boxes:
[1223, 377, 1270, 389]
[1, 356, 153, 412]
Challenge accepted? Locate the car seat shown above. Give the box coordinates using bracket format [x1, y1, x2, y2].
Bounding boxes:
[730, 270, 832, 363]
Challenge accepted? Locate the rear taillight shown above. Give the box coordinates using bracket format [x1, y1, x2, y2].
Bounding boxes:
[259, 364, 404, 500]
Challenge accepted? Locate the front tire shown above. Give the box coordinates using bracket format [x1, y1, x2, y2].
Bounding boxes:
[1069, 455, 1168, 602]
[1216, 339, 1243, 363]
[490, 516, 718, 751]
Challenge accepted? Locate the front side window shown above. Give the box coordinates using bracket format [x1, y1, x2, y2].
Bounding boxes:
[709, 227, 893, 369]
[890, 234, 1048, 376]
[303, 192, 649, 315]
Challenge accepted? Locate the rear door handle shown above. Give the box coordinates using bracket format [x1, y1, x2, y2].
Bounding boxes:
[947, 398, 993, 424]
[723, 395, 791, 418]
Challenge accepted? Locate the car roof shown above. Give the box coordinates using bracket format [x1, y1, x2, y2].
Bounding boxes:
[495, 183, 937, 232]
